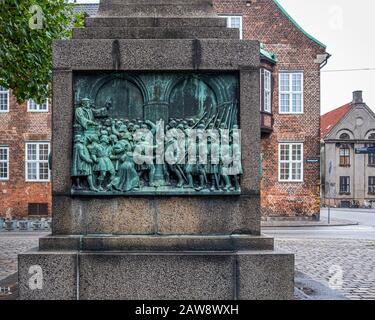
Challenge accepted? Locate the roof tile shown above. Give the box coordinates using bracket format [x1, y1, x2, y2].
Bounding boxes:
[321, 103, 352, 138]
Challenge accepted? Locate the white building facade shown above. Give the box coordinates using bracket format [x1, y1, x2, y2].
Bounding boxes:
[322, 91, 375, 208]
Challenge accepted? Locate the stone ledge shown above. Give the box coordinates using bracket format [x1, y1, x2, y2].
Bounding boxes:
[52, 39, 260, 71]
[97, 1, 216, 17]
[85, 17, 227, 28]
[72, 26, 239, 40]
[39, 234, 274, 251]
[18, 249, 294, 300]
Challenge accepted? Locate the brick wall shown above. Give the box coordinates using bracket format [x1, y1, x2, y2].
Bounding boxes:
[0, 91, 52, 218]
[0, 0, 325, 219]
[214, 0, 326, 218]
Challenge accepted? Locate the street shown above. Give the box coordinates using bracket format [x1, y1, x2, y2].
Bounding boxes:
[0, 232, 46, 282]
[321, 208, 375, 227]
[265, 208, 375, 240]
[264, 208, 375, 300]
[1, 209, 374, 300]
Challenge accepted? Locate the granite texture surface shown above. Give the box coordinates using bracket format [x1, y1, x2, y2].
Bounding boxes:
[18, 250, 294, 300]
[237, 252, 295, 300]
[97, 0, 216, 17]
[51, 70, 73, 196]
[18, 250, 77, 300]
[52, 39, 260, 71]
[85, 17, 227, 28]
[79, 253, 234, 300]
[52, 195, 260, 236]
[73, 26, 239, 39]
[39, 234, 274, 251]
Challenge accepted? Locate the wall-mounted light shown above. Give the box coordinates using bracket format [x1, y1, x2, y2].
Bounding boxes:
[246, 1, 252, 7]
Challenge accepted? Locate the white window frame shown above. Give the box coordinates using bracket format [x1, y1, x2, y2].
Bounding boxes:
[279, 72, 304, 114]
[222, 15, 243, 39]
[27, 99, 49, 112]
[264, 69, 272, 113]
[278, 143, 304, 183]
[0, 86, 10, 113]
[25, 142, 51, 182]
[0, 146, 9, 181]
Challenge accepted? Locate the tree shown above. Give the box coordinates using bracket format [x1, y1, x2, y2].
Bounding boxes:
[0, 0, 84, 104]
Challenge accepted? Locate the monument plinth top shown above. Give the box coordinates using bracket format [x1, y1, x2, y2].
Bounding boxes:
[97, 0, 216, 17]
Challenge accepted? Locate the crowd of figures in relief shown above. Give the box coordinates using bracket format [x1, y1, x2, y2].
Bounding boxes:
[71, 72, 242, 195]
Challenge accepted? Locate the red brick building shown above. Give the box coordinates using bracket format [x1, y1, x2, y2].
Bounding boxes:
[0, 0, 328, 219]
[214, 0, 329, 219]
[0, 90, 51, 218]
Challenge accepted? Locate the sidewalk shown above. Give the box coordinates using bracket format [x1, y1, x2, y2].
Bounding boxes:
[262, 218, 358, 228]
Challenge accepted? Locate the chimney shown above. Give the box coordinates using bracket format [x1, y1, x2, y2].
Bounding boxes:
[352, 90, 363, 104]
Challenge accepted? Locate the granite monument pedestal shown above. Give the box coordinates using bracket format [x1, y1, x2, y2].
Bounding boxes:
[18, 0, 294, 300]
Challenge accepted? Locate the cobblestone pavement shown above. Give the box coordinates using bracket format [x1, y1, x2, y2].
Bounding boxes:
[0, 232, 47, 281]
[276, 238, 375, 300]
[1, 232, 374, 300]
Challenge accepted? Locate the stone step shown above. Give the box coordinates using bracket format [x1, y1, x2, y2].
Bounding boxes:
[85, 17, 227, 28]
[97, 1, 216, 17]
[73, 26, 239, 40]
[19, 249, 294, 300]
[39, 235, 274, 251]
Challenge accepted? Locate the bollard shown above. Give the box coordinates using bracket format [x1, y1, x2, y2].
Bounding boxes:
[32, 220, 42, 231]
[4, 220, 14, 231]
[19, 220, 29, 231]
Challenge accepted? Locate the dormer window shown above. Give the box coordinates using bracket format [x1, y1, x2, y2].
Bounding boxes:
[339, 133, 350, 140]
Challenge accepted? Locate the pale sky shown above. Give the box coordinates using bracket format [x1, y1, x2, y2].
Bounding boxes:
[74, 0, 375, 114]
[278, 0, 375, 114]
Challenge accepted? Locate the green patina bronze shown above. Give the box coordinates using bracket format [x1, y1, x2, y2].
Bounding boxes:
[71, 71, 242, 196]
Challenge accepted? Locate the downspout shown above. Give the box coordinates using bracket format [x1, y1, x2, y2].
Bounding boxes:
[320, 53, 331, 69]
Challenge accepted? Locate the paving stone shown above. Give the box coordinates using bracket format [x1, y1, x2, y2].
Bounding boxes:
[0, 233, 47, 281]
[276, 238, 375, 301]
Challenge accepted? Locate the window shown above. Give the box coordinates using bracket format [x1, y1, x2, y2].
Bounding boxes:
[28, 99, 48, 112]
[26, 142, 50, 182]
[0, 86, 9, 112]
[369, 177, 375, 194]
[339, 133, 350, 140]
[279, 143, 303, 182]
[0, 147, 9, 180]
[369, 152, 375, 166]
[339, 147, 350, 167]
[28, 203, 49, 216]
[339, 176, 350, 194]
[279, 72, 304, 114]
[262, 69, 272, 113]
[369, 133, 375, 140]
[223, 16, 243, 39]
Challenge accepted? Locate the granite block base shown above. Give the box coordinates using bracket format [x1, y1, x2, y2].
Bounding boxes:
[18, 249, 294, 300]
[39, 234, 274, 251]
